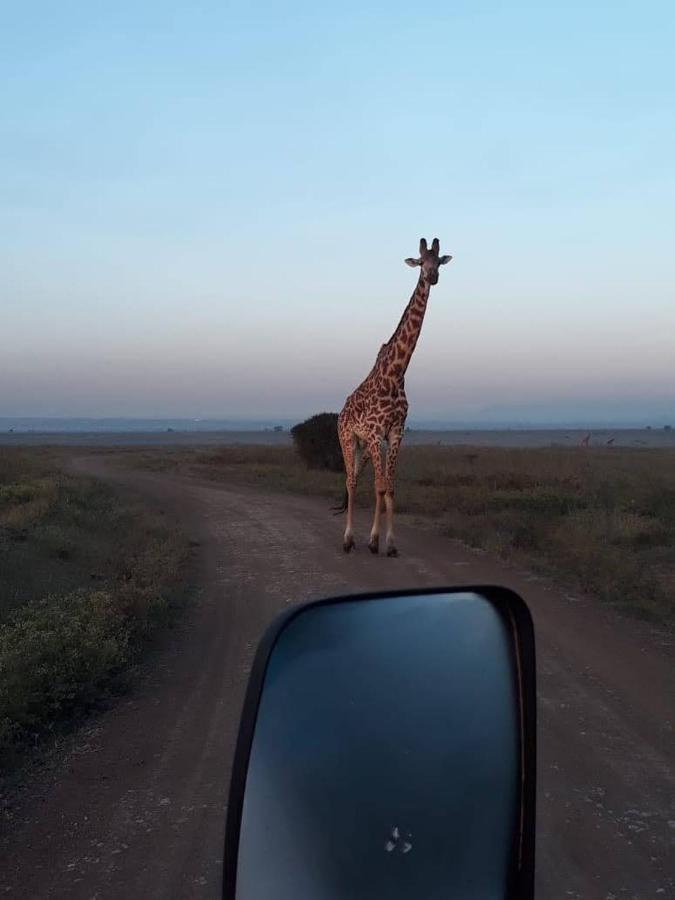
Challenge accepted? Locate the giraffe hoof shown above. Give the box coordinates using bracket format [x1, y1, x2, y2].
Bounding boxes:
[368, 538, 379, 555]
[343, 537, 355, 553]
[386, 546, 398, 558]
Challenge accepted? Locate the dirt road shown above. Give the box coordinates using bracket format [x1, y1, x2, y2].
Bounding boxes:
[1, 459, 673, 898]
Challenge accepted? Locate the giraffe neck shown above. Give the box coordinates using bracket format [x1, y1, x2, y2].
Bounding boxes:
[380, 272, 431, 378]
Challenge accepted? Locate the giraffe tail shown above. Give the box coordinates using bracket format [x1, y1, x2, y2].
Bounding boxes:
[330, 489, 348, 515]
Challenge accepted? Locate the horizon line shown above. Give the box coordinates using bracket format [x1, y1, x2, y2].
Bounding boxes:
[1, 415, 672, 432]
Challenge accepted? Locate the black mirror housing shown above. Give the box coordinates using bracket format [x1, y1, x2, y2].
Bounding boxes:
[223, 586, 536, 899]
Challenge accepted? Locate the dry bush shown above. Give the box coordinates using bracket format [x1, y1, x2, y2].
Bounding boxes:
[291, 413, 343, 472]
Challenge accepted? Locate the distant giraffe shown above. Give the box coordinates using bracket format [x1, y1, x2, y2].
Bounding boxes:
[335, 238, 452, 556]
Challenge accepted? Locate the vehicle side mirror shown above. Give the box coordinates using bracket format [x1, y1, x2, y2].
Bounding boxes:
[223, 586, 536, 899]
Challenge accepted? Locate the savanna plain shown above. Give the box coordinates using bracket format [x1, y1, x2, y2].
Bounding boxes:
[119, 441, 675, 625]
[1, 441, 673, 898]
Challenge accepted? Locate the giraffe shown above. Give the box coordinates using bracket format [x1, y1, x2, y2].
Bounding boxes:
[335, 237, 452, 556]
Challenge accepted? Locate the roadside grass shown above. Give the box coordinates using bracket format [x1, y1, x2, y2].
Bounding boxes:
[0, 449, 190, 770]
[113, 444, 675, 627]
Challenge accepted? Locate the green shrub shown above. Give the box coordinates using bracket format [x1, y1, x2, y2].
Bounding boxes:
[0, 590, 129, 750]
[0, 449, 189, 768]
[291, 412, 343, 472]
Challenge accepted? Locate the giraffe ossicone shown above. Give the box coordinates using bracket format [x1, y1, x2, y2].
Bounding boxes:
[336, 237, 453, 556]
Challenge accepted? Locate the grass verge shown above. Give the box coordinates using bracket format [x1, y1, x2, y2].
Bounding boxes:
[0, 449, 189, 771]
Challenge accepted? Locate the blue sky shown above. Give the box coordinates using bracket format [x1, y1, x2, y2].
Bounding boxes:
[2, 1, 674, 424]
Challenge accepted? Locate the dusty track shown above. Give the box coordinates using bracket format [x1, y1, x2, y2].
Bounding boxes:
[1, 458, 673, 898]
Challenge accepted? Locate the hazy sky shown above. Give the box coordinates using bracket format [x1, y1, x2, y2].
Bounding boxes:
[2, 1, 674, 424]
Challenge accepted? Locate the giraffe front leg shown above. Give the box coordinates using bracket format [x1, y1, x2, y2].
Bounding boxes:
[384, 428, 403, 557]
[384, 495, 397, 557]
[338, 427, 357, 553]
[368, 494, 385, 554]
[367, 438, 385, 554]
[344, 471, 356, 553]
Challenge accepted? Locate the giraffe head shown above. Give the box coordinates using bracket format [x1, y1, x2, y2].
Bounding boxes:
[405, 238, 452, 286]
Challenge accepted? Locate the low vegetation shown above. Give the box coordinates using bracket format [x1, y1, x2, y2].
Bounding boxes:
[115, 443, 675, 626]
[0, 449, 189, 769]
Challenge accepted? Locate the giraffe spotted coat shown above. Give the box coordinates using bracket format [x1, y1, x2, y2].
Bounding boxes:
[336, 238, 452, 556]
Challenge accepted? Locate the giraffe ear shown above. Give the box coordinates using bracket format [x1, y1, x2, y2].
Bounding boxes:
[438, 255, 453, 265]
[405, 257, 422, 267]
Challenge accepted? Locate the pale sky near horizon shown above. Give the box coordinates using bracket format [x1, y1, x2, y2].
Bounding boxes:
[2, 1, 674, 423]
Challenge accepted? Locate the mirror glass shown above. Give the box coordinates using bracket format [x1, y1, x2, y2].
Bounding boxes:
[234, 591, 521, 900]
